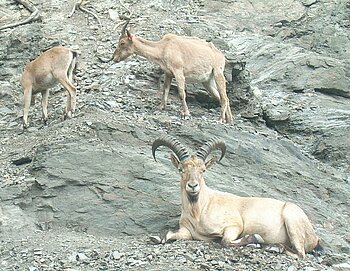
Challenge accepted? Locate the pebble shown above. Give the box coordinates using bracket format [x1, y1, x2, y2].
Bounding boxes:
[108, 9, 119, 20]
[106, 100, 119, 108]
[89, 25, 99, 31]
[112, 251, 123, 260]
[76, 252, 89, 262]
[33, 249, 43, 256]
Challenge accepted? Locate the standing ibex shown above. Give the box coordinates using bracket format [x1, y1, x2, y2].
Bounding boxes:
[113, 21, 233, 124]
[152, 136, 321, 259]
[21, 46, 77, 128]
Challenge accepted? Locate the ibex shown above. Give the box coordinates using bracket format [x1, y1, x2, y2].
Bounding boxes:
[152, 136, 321, 259]
[21, 46, 77, 128]
[113, 21, 233, 124]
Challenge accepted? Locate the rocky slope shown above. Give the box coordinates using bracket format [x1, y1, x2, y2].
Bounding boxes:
[0, 0, 349, 270]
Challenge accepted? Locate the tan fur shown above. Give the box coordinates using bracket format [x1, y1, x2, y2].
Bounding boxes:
[113, 33, 233, 123]
[165, 155, 320, 259]
[21, 46, 77, 128]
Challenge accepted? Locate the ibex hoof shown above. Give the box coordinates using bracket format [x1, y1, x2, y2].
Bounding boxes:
[150, 234, 168, 244]
[149, 235, 163, 244]
[64, 111, 73, 120]
[181, 113, 191, 120]
[219, 117, 233, 125]
[264, 244, 285, 254]
[226, 118, 233, 125]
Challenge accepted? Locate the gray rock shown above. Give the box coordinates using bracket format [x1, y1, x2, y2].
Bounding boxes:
[301, 0, 317, 7]
[333, 263, 350, 271]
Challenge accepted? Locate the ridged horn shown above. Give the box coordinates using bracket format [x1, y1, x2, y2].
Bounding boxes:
[121, 19, 130, 35]
[196, 138, 226, 162]
[152, 136, 190, 162]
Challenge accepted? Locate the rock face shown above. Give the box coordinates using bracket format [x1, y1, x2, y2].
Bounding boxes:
[0, 0, 349, 269]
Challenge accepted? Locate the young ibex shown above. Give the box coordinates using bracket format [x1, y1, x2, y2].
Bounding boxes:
[152, 136, 321, 259]
[113, 21, 233, 124]
[21, 46, 78, 128]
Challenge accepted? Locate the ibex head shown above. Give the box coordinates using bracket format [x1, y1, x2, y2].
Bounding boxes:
[152, 136, 226, 201]
[113, 20, 134, 62]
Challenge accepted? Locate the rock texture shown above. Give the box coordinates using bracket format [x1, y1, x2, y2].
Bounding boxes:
[0, 0, 349, 270]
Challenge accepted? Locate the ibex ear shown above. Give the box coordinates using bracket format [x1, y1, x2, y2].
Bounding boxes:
[205, 156, 217, 170]
[126, 29, 132, 40]
[170, 153, 180, 169]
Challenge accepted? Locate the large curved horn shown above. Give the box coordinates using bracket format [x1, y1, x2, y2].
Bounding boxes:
[196, 138, 226, 162]
[120, 19, 130, 35]
[152, 136, 190, 162]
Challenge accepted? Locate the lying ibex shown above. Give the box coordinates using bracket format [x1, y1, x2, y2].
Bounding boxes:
[152, 136, 321, 259]
[21, 46, 77, 128]
[113, 21, 233, 124]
